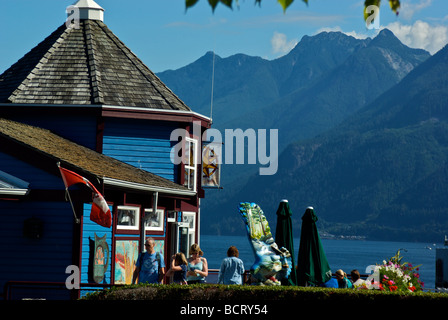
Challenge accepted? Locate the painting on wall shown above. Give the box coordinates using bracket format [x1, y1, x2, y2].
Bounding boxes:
[114, 239, 139, 284]
[144, 209, 164, 232]
[93, 233, 110, 284]
[153, 239, 165, 257]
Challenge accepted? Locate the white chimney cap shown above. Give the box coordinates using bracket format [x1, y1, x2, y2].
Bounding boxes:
[70, 0, 104, 22]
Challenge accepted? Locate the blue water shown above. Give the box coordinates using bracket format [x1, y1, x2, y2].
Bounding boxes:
[200, 235, 439, 289]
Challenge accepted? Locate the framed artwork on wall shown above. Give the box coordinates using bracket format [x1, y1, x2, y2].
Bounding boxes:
[114, 239, 139, 285]
[152, 239, 165, 257]
[144, 208, 164, 232]
[182, 211, 196, 247]
[182, 211, 195, 231]
[116, 206, 140, 231]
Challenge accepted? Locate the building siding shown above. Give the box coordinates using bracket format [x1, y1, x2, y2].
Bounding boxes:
[0, 201, 74, 299]
[103, 118, 178, 181]
[80, 203, 113, 297]
[0, 152, 62, 190]
[6, 114, 98, 150]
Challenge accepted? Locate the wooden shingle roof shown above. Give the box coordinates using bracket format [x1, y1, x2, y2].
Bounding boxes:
[0, 20, 191, 111]
[0, 118, 194, 195]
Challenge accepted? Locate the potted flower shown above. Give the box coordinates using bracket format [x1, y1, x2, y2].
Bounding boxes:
[361, 250, 424, 292]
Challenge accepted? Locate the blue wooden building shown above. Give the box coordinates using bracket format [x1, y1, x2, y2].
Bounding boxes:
[0, 0, 211, 299]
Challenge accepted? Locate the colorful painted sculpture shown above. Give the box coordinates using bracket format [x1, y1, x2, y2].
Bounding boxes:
[239, 202, 291, 285]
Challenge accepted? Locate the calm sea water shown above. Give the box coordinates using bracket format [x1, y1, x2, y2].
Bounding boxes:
[200, 234, 439, 289]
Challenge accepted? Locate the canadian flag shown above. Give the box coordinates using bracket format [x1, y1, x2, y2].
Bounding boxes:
[58, 165, 112, 228]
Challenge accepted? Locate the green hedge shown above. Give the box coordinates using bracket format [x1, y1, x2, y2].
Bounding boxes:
[82, 284, 448, 304]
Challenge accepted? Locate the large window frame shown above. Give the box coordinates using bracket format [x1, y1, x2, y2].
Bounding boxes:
[184, 137, 198, 192]
[182, 211, 196, 248]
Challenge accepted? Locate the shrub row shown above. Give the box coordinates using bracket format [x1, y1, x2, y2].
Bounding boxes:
[83, 283, 448, 304]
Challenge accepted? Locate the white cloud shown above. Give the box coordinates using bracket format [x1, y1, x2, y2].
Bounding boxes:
[271, 32, 298, 55]
[315, 20, 448, 55]
[384, 20, 448, 54]
[399, 0, 432, 20]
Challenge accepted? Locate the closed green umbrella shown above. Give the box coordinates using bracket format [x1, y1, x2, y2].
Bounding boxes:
[297, 207, 332, 286]
[275, 199, 297, 285]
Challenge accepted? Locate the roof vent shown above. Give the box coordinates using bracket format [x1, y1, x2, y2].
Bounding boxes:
[70, 0, 104, 22]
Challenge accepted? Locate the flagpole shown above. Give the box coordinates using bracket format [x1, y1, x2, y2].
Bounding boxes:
[65, 188, 80, 224]
[57, 162, 80, 224]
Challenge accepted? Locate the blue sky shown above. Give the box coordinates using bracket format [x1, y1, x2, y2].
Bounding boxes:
[0, 0, 447, 73]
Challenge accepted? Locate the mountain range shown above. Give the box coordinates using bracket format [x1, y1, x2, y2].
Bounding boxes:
[159, 29, 428, 151]
[157, 29, 448, 242]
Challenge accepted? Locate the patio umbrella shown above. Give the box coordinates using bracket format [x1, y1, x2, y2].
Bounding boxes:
[296, 207, 332, 286]
[275, 200, 297, 285]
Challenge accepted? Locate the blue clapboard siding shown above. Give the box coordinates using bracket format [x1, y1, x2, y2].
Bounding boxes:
[0, 151, 63, 189]
[103, 118, 178, 181]
[80, 203, 112, 297]
[7, 114, 97, 150]
[0, 201, 74, 299]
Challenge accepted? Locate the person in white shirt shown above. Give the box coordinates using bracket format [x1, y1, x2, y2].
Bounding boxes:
[350, 269, 366, 287]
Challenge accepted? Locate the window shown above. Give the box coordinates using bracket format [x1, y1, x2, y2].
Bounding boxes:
[182, 212, 196, 247]
[184, 137, 198, 191]
[144, 208, 164, 232]
[117, 206, 140, 230]
[166, 210, 177, 223]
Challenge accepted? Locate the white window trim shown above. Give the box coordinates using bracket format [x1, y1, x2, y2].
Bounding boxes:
[144, 208, 164, 232]
[116, 206, 140, 230]
[184, 137, 198, 192]
[0, 169, 30, 195]
[182, 211, 196, 246]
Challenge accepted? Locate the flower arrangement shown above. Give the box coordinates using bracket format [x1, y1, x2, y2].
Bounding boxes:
[356, 250, 424, 292]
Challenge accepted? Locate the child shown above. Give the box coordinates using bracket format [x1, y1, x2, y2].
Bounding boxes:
[166, 252, 188, 285]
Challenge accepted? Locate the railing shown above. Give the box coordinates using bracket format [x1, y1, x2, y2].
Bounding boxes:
[206, 269, 369, 285]
[206, 269, 252, 284]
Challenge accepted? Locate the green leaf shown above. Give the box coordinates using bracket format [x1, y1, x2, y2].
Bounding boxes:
[364, 0, 381, 7]
[208, 0, 219, 11]
[278, 0, 294, 12]
[389, 0, 401, 13]
[364, 0, 381, 21]
[364, 0, 400, 21]
[186, 0, 200, 9]
[220, 0, 234, 9]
